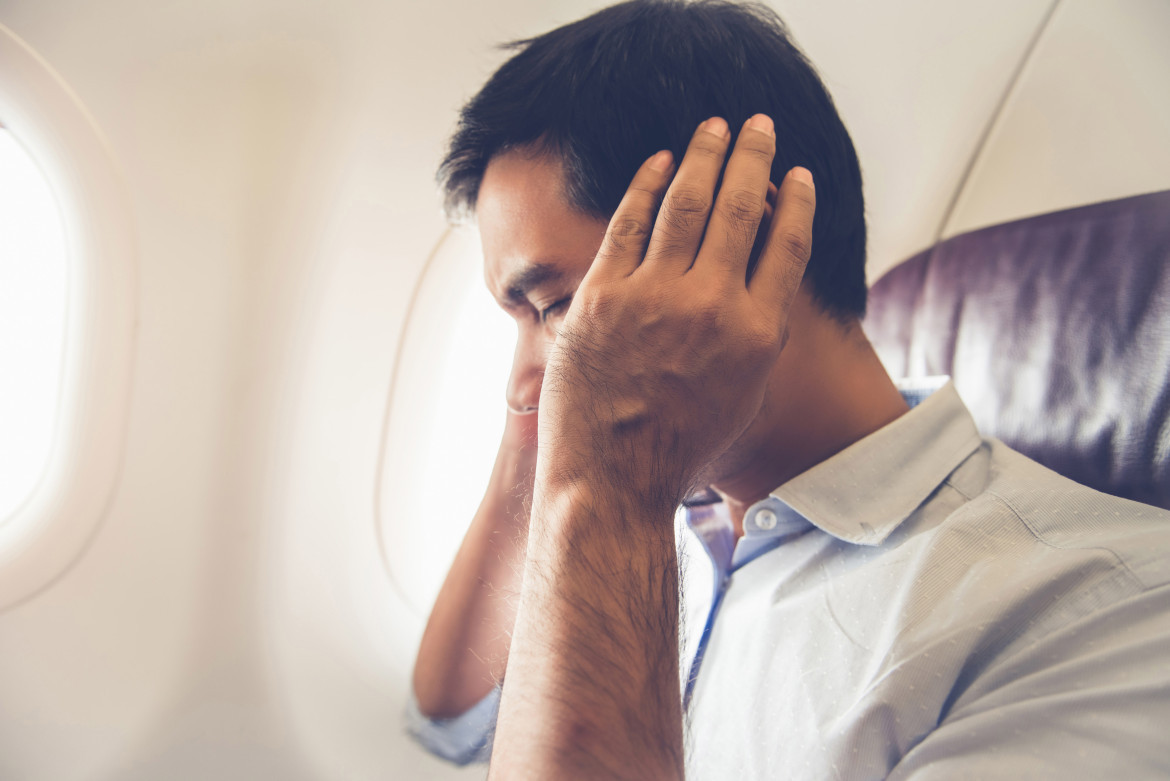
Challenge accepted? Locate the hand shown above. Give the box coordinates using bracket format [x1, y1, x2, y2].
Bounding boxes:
[491, 117, 815, 777]
[411, 408, 539, 719]
[536, 115, 816, 511]
[500, 407, 539, 499]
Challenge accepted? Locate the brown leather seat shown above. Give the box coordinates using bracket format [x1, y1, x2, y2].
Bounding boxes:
[864, 190, 1170, 510]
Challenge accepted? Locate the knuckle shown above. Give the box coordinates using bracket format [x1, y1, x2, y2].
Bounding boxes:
[666, 186, 712, 218]
[573, 289, 608, 321]
[688, 136, 729, 160]
[612, 215, 650, 240]
[605, 216, 651, 251]
[737, 319, 778, 357]
[645, 235, 692, 263]
[661, 209, 702, 238]
[776, 227, 812, 261]
[627, 181, 662, 200]
[736, 141, 775, 165]
[600, 232, 626, 255]
[693, 303, 725, 335]
[720, 189, 764, 225]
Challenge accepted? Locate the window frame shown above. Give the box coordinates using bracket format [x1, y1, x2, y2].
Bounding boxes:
[374, 225, 515, 618]
[0, 23, 137, 610]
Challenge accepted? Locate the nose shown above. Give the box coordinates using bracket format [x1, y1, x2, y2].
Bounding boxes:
[506, 329, 545, 414]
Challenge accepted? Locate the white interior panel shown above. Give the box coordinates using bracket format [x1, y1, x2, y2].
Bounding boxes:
[944, 0, 1170, 237]
[776, 0, 1055, 275]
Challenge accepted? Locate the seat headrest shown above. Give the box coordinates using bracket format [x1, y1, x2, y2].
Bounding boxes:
[864, 190, 1170, 510]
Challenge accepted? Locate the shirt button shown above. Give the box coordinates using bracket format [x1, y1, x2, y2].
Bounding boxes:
[755, 508, 778, 530]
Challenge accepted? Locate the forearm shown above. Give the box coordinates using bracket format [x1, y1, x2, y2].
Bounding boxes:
[482, 119, 811, 777]
[489, 482, 684, 780]
[413, 445, 530, 718]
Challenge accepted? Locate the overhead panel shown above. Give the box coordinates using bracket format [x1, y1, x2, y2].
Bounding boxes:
[944, 0, 1170, 238]
[776, 0, 1055, 275]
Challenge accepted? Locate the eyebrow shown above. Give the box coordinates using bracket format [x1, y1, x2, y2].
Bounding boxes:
[502, 262, 567, 305]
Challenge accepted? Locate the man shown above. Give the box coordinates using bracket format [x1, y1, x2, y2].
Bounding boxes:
[408, 1, 1170, 778]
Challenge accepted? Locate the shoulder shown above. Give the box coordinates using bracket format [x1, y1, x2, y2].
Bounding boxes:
[880, 437, 1170, 662]
[952, 439, 1170, 591]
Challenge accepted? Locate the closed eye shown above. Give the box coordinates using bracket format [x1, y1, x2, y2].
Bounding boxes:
[539, 297, 572, 323]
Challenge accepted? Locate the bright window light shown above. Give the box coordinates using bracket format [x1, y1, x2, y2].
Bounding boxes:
[379, 227, 516, 616]
[0, 125, 68, 522]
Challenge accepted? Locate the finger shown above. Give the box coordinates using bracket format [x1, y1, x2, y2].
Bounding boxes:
[749, 166, 815, 313]
[745, 184, 776, 284]
[693, 114, 776, 284]
[587, 150, 676, 282]
[639, 117, 732, 274]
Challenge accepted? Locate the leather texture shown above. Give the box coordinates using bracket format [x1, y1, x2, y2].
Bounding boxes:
[864, 190, 1170, 510]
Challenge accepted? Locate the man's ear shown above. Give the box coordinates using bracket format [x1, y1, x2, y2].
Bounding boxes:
[745, 181, 779, 283]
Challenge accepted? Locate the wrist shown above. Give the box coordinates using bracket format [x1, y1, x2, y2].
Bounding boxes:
[535, 449, 685, 522]
[529, 475, 679, 550]
[487, 443, 536, 501]
[490, 451, 532, 493]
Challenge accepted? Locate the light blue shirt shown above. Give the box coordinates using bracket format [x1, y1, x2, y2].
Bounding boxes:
[408, 380, 1170, 778]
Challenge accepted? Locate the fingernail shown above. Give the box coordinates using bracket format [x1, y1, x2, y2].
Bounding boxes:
[649, 150, 673, 172]
[789, 166, 814, 187]
[701, 117, 730, 139]
[746, 114, 774, 136]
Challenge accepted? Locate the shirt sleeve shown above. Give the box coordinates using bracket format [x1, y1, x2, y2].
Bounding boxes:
[886, 581, 1170, 780]
[405, 684, 500, 765]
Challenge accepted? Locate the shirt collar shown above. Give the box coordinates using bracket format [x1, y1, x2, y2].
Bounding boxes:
[764, 379, 982, 547]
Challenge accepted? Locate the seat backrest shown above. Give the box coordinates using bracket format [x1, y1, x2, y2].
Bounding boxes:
[864, 189, 1170, 510]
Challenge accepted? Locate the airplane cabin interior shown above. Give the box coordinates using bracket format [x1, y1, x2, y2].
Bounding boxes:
[0, 0, 1167, 778]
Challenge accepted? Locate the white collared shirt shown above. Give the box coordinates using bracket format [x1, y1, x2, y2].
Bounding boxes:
[411, 381, 1170, 778]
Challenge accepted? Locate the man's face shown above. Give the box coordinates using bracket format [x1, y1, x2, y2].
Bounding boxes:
[478, 150, 609, 417]
[477, 147, 806, 491]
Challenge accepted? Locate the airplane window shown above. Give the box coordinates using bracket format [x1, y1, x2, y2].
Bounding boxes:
[0, 124, 68, 523]
[378, 226, 515, 617]
[0, 24, 135, 608]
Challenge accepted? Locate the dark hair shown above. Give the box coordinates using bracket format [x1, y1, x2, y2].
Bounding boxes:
[438, 0, 867, 318]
